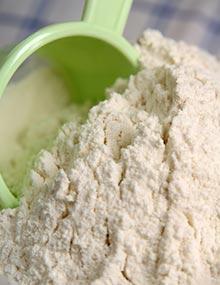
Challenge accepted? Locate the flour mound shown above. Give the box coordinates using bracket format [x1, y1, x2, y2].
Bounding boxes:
[1, 30, 220, 285]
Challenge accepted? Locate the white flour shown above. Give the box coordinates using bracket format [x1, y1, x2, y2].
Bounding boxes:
[0, 68, 85, 197]
[1, 30, 220, 284]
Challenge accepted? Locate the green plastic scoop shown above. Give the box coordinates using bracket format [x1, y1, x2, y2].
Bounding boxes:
[0, 0, 139, 209]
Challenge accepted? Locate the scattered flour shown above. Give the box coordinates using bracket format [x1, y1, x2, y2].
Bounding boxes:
[1, 30, 220, 284]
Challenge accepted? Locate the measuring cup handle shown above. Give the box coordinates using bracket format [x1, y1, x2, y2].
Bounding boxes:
[82, 0, 133, 35]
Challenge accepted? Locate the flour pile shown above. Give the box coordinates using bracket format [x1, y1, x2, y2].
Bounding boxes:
[1, 30, 220, 285]
[0, 68, 85, 197]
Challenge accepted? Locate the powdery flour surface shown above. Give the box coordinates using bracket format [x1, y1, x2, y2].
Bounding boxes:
[1, 30, 220, 284]
[0, 67, 85, 197]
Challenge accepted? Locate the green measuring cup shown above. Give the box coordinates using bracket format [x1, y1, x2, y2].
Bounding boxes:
[0, 0, 139, 209]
